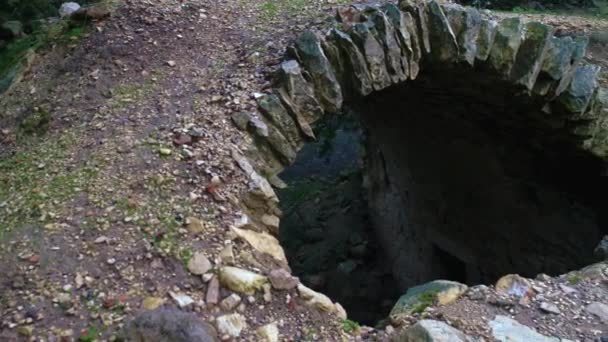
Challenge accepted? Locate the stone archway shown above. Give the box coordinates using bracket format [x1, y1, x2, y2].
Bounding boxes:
[230, 0, 608, 323]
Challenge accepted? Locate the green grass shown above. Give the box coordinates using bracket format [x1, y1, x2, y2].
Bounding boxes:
[341, 319, 360, 333]
[0, 131, 98, 237]
[260, 2, 279, 20]
[0, 18, 90, 94]
[567, 274, 582, 285]
[497, 4, 608, 18]
[259, 0, 310, 21]
[410, 290, 438, 314]
[109, 79, 157, 109]
[79, 325, 99, 342]
[19, 109, 51, 136]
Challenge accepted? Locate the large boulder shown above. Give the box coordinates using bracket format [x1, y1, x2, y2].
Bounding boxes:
[120, 307, 219, 341]
[490, 315, 560, 341]
[390, 280, 467, 322]
[392, 320, 470, 342]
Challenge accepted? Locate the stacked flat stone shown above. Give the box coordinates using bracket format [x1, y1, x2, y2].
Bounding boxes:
[232, 0, 607, 211]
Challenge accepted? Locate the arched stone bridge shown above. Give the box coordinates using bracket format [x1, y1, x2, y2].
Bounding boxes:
[229, 0, 608, 320]
[233, 0, 606, 180]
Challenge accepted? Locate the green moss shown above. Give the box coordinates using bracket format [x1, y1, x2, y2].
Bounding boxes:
[260, 2, 279, 20]
[409, 290, 438, 314]
[109, 79, 157, 109]
[259, 0, 314, 21]
[179, 247, 193, 267]
[18, 110, 51, 136]
[567, 274, 582, 285]
[0, 131, 99, 238]
[340, 319, 360, 333]
[79, 325, 99, 342]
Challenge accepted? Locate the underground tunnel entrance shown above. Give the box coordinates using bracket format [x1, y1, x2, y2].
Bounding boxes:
[276, 71, 608, 325]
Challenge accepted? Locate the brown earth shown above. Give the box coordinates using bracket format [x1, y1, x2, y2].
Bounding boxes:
[0, 0, 607, 341]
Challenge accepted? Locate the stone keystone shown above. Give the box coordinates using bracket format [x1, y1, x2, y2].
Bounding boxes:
[487, 17, 524, 78]
[426, 0, 458, 63]
[510, 22, 553, 91]
[294, 31, 343, 113]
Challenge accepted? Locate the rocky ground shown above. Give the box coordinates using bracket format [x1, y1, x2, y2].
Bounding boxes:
[0, 0, 607, 341]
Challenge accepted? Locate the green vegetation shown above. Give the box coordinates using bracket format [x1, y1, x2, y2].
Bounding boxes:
[109, 79, 158, 109]
[78, 325, 99, 342]
[340, 319, 361, 333]
[0, 131, 98, 237]
[567, 274, 582, 285]
[19, 109, 51, 136]
[179, 247, 194, 267]
[410, 290, 438, 314]
[0, 20, 89, 94]
[463, 0, 607, 17]
[259, 0, 308, 21]
[260, 2, 279, 20]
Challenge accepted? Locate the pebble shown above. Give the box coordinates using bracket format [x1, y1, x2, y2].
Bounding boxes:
[220, 293, 242, 311]
[187, 252, 212, 275]
[216, 313, 247, 337]
[540, 302, 561, 315]
[169, 292, 194, 308]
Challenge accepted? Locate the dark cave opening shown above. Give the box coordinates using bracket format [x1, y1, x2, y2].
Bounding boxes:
[432, 245, 468, 285]
[277, 71, 608, 325]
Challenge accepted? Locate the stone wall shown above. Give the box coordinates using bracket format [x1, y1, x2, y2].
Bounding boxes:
[230, 0, 608, 306]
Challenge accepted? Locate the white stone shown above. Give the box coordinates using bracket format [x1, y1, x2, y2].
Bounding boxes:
[261, 214, 280, 231]
[59, 2, 81, 17]
[586, 302, 608, 323]
[231, 149, 277, 201]
[398, 320, 470, 341]
[490, 315, 560, 341]
[168, 292, 194, 308]
[297, 284, 339, 315]
[230, 227, 286, 263]
[257, 323, 279, 342]
[187, 252, 212, 275]
[216, 313, 247, 337]
[218, 266, 268, 295]
[220, 293, 242, 311]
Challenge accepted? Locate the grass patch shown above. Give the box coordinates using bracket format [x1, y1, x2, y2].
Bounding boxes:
[179, 247, 194, 267]
[496, 5, 608, 18]
[108, 79, 157, 109]
[258, 0, 311, 21]
[341, 319, 360, 333]
[0, 131, 98, 237]
[567, 274, 582, 285]
[410, 290, 438, 314]
[18, 109, 51, 136]
[0, 17, 91, 94]
[79, 325, 99, 342]
[260, 2, 279, 20]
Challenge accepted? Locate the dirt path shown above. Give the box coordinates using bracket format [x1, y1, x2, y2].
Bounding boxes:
[0, 0, 347, 340]
[1, 0, 607, 341]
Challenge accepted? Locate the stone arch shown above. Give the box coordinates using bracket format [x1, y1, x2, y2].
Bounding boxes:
[238, 0, 606, 176]
[229, 0, 608, 315]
